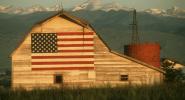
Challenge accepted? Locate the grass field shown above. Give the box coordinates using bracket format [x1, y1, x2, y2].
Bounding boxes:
[0, 83, 185, 100]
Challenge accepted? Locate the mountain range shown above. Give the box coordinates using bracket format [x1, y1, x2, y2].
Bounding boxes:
[0, 1, 185, 70]
[0, 0, 185, 18]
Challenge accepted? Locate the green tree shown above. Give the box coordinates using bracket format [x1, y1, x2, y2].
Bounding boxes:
[162, 60, 185, 83]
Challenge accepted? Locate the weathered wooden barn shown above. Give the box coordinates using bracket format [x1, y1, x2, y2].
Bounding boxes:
[11, 11, 164, 89]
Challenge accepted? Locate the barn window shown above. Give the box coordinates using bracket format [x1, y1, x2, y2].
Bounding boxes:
[54, 74, 63, 84]
[120, 75, 128, 81]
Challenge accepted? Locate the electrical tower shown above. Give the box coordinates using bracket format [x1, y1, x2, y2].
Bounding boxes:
[57, 0, 63, 11]
[130, 9, 140, 44]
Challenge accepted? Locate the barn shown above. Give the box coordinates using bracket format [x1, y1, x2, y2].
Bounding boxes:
[11, 11, 164, 89]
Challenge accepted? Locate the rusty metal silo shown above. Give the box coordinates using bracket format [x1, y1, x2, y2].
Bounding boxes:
[124, 43, 161, 67]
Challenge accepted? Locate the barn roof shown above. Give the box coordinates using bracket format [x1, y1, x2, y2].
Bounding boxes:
[10, 11, 164, 73]
[36, 11, 92, 28]
[111, 51, 165, 73]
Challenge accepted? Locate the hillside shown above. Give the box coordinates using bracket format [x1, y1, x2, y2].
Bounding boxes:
[0, 10, 185, 70]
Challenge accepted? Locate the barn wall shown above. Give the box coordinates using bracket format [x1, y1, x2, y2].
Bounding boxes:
[94, 35, 163, 86]
[94, 53, 163, 86]
[12, 16, 96, 89]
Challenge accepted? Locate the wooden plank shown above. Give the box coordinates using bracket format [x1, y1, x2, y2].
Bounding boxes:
[32, 67, 94, 71]
[32, 55, 94, 59]
[57, 32, 93, 35]
[59, 38, 93, 41]
[32, 61, 94, 65]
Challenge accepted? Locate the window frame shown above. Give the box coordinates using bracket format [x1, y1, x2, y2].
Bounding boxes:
[120, 75, 129, 81]
[54, 74, 63, 84]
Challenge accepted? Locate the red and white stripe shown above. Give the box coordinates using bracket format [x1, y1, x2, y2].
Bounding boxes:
[31, 32, 95, 71]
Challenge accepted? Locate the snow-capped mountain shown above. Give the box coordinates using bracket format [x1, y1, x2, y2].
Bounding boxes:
[167, 6, 185, 15]
[72, 0, 102, 11]
[101, 2, 130, 12]
[0, 3, 185, 18]
[72, 1, 89, 11]
[0, 5, 10, 11]
[72, 0, 129, 12]
[144, 6, 185, 18]
[72, 0, 185, 18]
[166, 6, 185, 18]
[0, 4, 61, 14]
[24, 5, 46, 14]
[0, 5, 12, 13]
[144, 8, 166, 15]
[46, 5, 61, 11]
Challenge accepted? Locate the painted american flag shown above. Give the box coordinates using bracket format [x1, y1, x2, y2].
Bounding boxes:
[31, 32, 95, 71]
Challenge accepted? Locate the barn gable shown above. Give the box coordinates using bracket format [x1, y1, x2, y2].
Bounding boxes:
[11, 11, 164, 89]
[11, 11, 94, 56]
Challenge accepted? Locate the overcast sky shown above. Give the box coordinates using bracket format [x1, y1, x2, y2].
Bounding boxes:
[0, 0, 185, 10]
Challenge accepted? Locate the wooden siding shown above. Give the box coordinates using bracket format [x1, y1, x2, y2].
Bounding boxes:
[94, 35, 163, 86]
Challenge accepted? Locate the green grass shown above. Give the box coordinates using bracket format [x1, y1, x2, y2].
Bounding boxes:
[0, 83, 185, 100]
